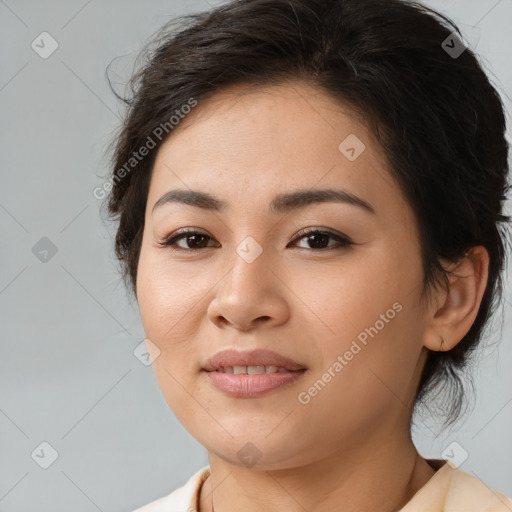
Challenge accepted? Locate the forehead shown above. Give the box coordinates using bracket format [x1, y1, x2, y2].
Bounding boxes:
[148, 80, 402, 215]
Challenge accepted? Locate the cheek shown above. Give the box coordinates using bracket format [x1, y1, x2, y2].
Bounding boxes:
[292, 242, 425, 398]
[136, 246, 208, 390]
[136, 254, 202, 422]
[137, 244, 206, 336]
[291, 245, 420, 345]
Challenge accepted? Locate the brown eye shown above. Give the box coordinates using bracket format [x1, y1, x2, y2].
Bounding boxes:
[289, 229, 352, 251]
[157, 229, 219, 251]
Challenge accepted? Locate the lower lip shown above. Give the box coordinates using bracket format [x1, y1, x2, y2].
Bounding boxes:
[204, 369, 306, 398]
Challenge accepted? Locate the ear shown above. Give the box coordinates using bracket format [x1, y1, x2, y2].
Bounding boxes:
[423, 246, 490, 352]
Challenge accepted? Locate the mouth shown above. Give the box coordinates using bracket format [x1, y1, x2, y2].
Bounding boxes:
[202, 348, 307, 373]
[202, 348, 307, 398]
[208, 365, 304, 374]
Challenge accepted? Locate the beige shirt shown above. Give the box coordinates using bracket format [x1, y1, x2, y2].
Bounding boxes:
[133, 460, 512, 511]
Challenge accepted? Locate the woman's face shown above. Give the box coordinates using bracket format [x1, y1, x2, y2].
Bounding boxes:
[136, 81, 432, 469]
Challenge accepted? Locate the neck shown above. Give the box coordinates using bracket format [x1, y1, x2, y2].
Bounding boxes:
[198, 430, 436, 512]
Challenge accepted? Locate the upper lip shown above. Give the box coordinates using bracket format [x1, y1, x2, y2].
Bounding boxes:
[203, 348, 307, 372]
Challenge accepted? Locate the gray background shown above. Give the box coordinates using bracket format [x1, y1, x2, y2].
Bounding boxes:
[1, 0, 511, 510]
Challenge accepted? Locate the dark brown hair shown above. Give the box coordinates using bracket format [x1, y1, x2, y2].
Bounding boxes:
[102, 0, 511, 427]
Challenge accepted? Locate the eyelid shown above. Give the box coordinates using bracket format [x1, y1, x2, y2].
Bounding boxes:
[291, 226, 352, 243]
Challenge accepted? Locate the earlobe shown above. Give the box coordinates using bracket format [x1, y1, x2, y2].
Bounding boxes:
[423, 246, 489, 352]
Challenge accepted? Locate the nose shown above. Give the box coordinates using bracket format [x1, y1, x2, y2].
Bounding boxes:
[206, 240, 290, 332]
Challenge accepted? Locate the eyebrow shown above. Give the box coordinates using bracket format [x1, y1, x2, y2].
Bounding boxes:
[152, 188, 375, 215]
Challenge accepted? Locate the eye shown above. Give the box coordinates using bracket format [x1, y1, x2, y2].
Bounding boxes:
[156, 228, 219, 251]
[157, 227, 353, 252]
[288, 228, 353, 251]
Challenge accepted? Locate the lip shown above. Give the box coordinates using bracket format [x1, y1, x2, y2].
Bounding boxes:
[203, 348, 307, 372]
[205, 370, 306, 398]
[202, 348, 307, 398]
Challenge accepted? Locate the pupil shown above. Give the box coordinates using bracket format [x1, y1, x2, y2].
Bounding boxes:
[309, 233, 328, 249]
[190, 234, 206, 248]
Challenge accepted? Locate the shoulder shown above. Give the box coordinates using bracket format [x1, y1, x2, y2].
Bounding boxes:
[401, 462, 512, 512]
[133, 466, 210, 512]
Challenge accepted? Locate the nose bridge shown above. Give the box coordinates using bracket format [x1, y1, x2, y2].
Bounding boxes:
[228, 234, 269, 293]
[207, 232, 288, 330]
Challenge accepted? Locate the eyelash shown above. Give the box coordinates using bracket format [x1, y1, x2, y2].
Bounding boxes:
[156, 227, 353, 252]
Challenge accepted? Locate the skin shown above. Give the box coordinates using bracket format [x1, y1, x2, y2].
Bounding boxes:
[136, 80, 489, 512]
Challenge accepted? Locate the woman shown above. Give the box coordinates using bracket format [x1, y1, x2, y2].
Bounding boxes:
[103, 0, 512, 510]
